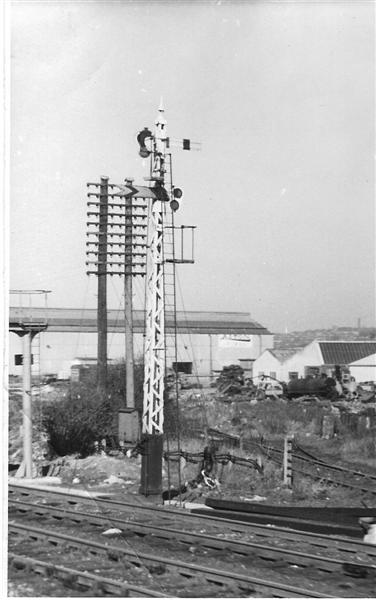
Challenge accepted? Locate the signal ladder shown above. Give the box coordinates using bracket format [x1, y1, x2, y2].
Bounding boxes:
[31, 332, 43, 431]
[162, 154, 180, 426]
[161, 154, 196, 438]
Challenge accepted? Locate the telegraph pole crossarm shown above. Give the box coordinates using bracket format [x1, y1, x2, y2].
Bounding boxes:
[86, 178, 148, 436]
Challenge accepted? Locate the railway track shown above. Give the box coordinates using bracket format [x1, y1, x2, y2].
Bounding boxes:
[9, 553, 168, 597]
[9, 521, 335, 598]
[292, 442, 376, 491]
[9, 482, 376, 560]
[10, 497, 376, 577]
[8, 483, 376, 597]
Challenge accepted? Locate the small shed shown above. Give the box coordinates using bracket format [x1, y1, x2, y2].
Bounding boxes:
[253, 348, 301, 382]
[254, 341, 376, 383]
[282, 341, 376, 382]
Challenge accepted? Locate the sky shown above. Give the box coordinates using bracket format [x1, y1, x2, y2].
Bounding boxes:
[8, 0, 375, 334]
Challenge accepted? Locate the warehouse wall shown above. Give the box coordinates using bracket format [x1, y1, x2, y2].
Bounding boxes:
[8, 330, 273, 381]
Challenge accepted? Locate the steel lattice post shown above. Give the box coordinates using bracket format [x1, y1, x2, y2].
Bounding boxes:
[139, 101, 167, 496]
[142, 197, 165, 435]
[139, 194, 165, 496]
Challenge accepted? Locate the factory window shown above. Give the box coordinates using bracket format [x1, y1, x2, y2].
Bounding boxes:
[14, 354, 34, 366]
[172, 362, 193, 375]
[269, 371, 276, 379]
[258, 371, 265, 377]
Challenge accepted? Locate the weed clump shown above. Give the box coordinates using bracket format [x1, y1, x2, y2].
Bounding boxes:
[42, 361, 144, 457]
[340, 432, 376, 468]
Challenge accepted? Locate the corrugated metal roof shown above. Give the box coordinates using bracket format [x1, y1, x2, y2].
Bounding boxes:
[9, 307, 271, 335]
[318, 341, 376, 365]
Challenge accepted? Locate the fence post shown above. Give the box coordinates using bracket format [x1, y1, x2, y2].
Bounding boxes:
[283, 436, 293, 487]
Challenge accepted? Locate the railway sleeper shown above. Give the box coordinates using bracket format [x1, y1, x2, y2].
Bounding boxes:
[343, 562, 374, 579]
[9, 553, 169, 597]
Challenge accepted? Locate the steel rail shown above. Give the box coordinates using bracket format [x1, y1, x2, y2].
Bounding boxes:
[292, 464, 376, 495]
[292, 450, 376, 486]
[292, 442, 376, 482]
[8, 483, 376, 560]
[8, 521, 333, 598]
[8, 553, 168, 597]
[10, 498, 376, 577]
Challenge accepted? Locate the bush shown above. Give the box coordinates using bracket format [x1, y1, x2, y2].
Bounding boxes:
[249, 400, 324, 438]
[43, 360, 144, 457]
[43, 388, 112, 457]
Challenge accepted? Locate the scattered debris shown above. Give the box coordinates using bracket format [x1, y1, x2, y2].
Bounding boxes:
[364, 525, 376, 545]
[240, 495, 267, 502]
[359, 518, 376, 544]
[102, 528, 122, 536]
[216, 365, 245, 395]
[103, 474, 126, 485]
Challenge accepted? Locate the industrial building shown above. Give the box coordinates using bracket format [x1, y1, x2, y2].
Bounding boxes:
[9, 307, 273, 384]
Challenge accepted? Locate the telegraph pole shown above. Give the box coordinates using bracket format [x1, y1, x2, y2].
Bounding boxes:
[97, 176, 109, 396]
[124, 186, 135, 408]
[86, 177, 148, 441]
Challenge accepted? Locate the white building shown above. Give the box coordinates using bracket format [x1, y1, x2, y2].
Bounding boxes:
[251, 348, 298, 382]
[349, 353, 376, 382]
[253, 341, 376, 383]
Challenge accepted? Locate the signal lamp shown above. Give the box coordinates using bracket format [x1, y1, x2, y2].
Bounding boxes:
[137, 127, 152, 158]
[170, 199, 180, 212]
[173, 187, 183, 199]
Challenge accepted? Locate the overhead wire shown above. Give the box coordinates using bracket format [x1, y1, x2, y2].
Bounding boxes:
[175, 270, 212, 435]
[176, 270, 206, 388]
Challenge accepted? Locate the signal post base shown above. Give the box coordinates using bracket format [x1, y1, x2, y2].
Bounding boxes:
[139, 433, 163, 497]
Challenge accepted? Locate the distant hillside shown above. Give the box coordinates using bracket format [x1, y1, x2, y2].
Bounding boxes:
[274, 327, 376, 350]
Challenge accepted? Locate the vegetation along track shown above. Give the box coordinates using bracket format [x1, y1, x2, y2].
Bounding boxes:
[208, 428, 376, 496]
[8, 484, 376, 597]
[292, 441, 376, 491]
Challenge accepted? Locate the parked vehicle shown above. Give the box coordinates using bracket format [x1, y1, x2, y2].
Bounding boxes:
[287, 375, 338, 399]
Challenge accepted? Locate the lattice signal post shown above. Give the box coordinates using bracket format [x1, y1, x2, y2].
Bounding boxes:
[86, 178, 148, 414]
[85, 102, 197, 496]
[137, 102, 197, 496]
